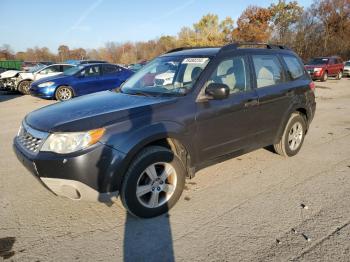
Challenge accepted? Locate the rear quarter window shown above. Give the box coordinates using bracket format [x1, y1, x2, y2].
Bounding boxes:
[282, 55, 304, 80]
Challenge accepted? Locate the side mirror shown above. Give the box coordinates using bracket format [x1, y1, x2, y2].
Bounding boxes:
[205, 83, 230, 100]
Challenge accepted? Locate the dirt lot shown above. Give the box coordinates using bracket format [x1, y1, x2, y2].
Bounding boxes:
[1, 79, 350, 262]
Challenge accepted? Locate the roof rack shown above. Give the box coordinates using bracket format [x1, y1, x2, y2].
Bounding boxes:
[166, 46, 219, 54]
[219, 42, 290, 53]
[165, 42, 290, 55]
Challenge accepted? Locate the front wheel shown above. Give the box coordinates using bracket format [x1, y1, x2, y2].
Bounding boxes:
[273, 113, 306, 157]
[18, 80, 32, 95]
[336, 71, 343, 80]
[55, 86, 73, 101]
[121, 146, 186, 218]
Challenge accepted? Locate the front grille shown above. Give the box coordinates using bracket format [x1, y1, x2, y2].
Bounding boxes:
[17, 122, 48, 154]
[18, 132, 43, 153]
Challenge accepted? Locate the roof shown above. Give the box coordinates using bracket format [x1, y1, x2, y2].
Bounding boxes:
[76, 62, 112, 67]
[162, 43, 292, 57]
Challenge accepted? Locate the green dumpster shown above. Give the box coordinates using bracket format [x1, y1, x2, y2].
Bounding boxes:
[0, 60, 23, 70]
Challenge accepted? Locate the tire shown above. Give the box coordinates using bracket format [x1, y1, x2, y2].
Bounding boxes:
[18, 80, 32, 95]
[321, 71, 328, 82]
[55, 86, 73, 101]
[336, 71, 343, 80]
[120, 146, 186, 218]
[273, 112, 307, 157]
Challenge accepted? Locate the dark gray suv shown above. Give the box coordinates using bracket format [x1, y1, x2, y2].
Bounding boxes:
[13, 43, 316, 218]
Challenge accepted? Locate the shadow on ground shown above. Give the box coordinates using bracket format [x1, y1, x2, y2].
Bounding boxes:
[123, 213, 175, 261]
[0, 237, 16, 260]
[0, 90, 22, 102]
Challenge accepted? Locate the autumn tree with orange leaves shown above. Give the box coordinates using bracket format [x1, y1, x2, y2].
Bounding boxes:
[233, 6, 272, 42]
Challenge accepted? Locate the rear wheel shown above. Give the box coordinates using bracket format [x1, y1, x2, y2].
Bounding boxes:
[321, 71, 328, 82]
[18, 80, 32, 95]
[273, 113, 306, 157]
[55, 86, 73, 101]
[121, 146, 186, 218]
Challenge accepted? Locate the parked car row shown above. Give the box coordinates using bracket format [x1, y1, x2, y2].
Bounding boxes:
[30, 63, 133, 101]
[0, 60, 134, 101]
[304, 56, 345, 82]
[0, 63, 74, 92]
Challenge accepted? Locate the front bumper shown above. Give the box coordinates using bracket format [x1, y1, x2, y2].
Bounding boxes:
[29, 85, 57, 99]
[13, 138, 126, 202]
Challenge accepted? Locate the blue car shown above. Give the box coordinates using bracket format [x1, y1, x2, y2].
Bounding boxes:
[29, 63, 133, 101]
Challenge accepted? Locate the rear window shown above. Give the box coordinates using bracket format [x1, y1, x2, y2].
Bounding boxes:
[282, 55, 304, 80]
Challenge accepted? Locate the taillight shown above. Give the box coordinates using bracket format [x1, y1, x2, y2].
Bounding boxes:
[309, 81, 315, 91]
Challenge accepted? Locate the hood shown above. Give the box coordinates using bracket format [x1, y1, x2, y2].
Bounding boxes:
[33, 74, 69, 85]
[0, 70, 21, 79]
[25, 91, 176, 132]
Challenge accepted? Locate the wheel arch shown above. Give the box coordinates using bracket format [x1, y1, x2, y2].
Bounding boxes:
[109, 128, 195, 192]
[17, 78, 32, 87]
[275, 105, 309, 144]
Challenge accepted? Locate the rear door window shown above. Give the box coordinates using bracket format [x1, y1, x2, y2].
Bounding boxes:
[102, 64, 120, 75]
[252, 55, 285, 88]
[282, 55, 304, 80]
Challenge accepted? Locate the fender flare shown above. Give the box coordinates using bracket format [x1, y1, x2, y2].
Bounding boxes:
[106, 121, 194, 191]
[275, 103, 309, 143]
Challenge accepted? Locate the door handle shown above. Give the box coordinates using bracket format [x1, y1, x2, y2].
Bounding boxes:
[244, 99, 259, 107]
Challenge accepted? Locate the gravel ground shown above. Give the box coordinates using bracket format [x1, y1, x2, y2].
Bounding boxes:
[0, 78, 350, 262]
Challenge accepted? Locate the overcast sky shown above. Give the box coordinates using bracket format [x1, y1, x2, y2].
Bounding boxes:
[0, 0, 313, 52]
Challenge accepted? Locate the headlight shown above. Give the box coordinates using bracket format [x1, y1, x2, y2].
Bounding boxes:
[314, 68, 322, 72]
[41, 128, 105, 154]
[38, 81, 55, 88]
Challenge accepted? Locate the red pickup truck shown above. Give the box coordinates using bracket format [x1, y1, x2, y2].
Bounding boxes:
[305, 56, 344, 82]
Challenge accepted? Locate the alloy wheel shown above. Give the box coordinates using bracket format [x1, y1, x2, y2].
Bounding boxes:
[288, 122, 303, 151]
[136, 162, 177, 208]
[21, 81, 30, 94]
[57, 87, 72, 101]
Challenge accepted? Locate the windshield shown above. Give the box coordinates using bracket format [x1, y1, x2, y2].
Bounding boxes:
[345, 62, 350, 66]
[64, 65, 84, 76]
[121, 56, 210, 96]
[29, 64, 45, 73]
[307, 58, 329, 65]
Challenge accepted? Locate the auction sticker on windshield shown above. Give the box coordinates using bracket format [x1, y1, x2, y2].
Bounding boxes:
[182, 58, 209, 64]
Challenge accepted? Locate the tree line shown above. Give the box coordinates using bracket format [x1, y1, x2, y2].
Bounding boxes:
[1, 0, 349, 64]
